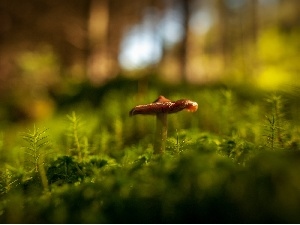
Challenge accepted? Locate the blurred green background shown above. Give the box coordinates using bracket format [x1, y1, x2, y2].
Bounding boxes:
[0, 0, 299, 124]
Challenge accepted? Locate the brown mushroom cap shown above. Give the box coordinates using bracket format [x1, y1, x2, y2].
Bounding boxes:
[129, 95, 198, 116]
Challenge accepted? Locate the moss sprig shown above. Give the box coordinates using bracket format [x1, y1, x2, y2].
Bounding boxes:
[22, 125, 49, 190]
[66, 111, 87, 162]
[264, 94, 288, 150]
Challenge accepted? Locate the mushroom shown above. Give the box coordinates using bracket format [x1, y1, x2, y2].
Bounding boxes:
[129, 95, 198, 154]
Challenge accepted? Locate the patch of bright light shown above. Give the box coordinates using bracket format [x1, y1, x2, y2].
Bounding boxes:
[190, 9, 214, 35]
[119, 3, 187, 70]
[159, 8, 184, 47]
[256, 67, 292, 90]
[119, 26, 162, 70]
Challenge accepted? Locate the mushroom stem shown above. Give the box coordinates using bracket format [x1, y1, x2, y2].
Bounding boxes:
[154, 113, 168, 154]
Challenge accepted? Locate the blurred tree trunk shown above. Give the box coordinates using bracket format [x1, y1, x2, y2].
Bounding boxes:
[178, 0, 190, 83]
[87, 0, 111, 85]
[249, 0, 258, 79]
[250, 0, 258, 45]
[216, 0, 259, 80]
[216, 0, 228, 72]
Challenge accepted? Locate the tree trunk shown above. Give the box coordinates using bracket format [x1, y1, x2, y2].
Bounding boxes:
[87, 0, 110, 85]
[178, 0, 190, 83]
